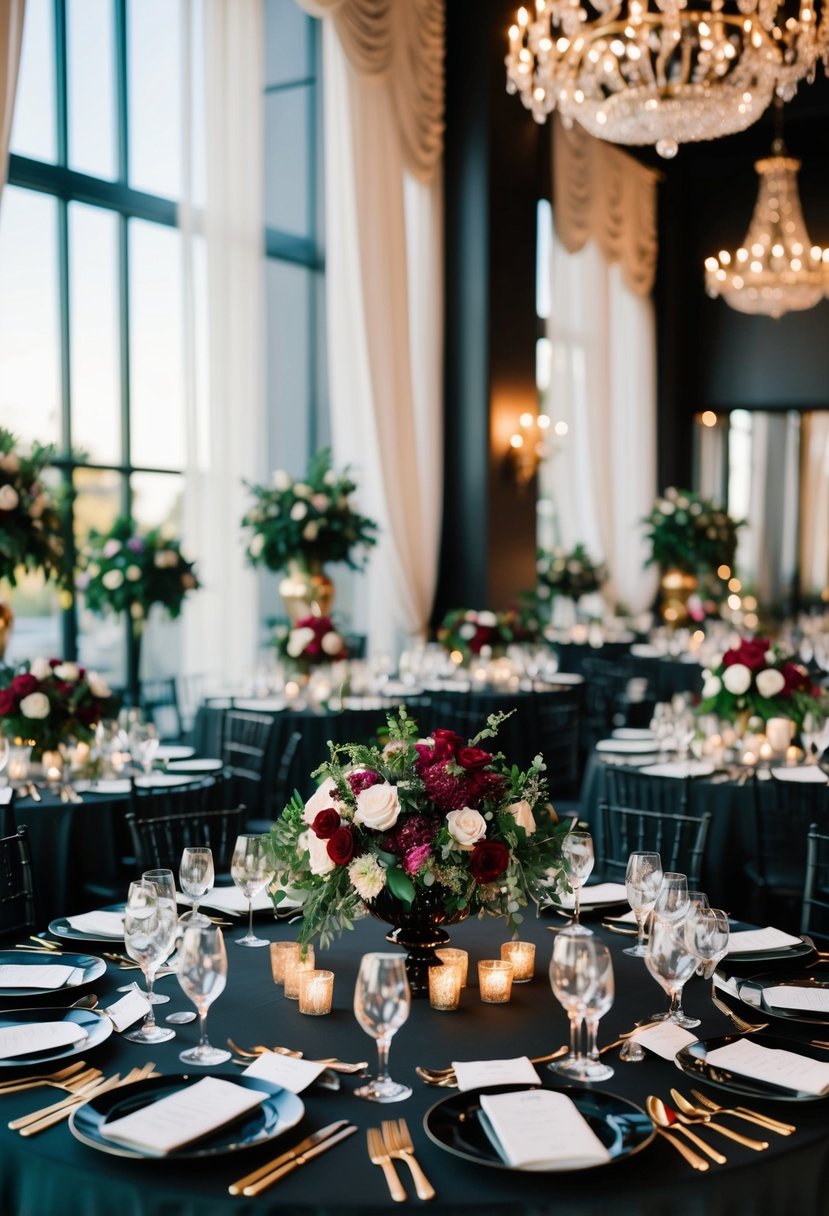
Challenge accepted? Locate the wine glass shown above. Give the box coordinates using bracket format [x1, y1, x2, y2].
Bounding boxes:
[624, 851, 663, 957]
[645, 913, 700, 1025]
[137, 869, 177, 1004]
[653, 872, 689, 921]
[122, 880, 178, 1044]
[176, 922, 231, 1065]
[580, 940, 615, 1081]
[548, 930, 601, 1077]
[179, 846, 214, 916]
[691, 907, 731, 1007]
[562, 830, 595, 934]
[231, 834, 275, 947]
[353, 952, 412, 1103]
[130, 721, 159, 776]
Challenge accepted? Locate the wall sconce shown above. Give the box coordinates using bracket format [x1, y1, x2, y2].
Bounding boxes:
[507, 411, 554, 487]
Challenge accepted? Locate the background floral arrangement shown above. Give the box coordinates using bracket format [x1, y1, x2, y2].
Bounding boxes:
[242, 448, 378, 574]
[698, 636, 829, 729]
[77, 516, 199, 624]
[644, 487, 742, 575]
[0, 658, 113, 753]
[437, 607, 540, 663]
[0, 427, 66, 587]
[273, 613, 349, 673]
[535, 543, 608, 601]
[268, 709, 569, 948]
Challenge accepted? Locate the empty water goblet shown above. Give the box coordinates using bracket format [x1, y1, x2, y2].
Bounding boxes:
[231, 834, 275, 947]
[176, 922, 231, 1065]
[562, 830, 595, 934]
[624, 851, 663, 958]
[548, 930, 601, 1078]
[353, 953, 412, 1103]
[645, 914, 699, 1025]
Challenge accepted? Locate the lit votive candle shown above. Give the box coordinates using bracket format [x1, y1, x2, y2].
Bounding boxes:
[741, 750, 757, 767]
[428, 962, 462, 1011]
[284, 945, 316, 1000]
[41, 750, 63, 783]
[7, 744, 31, 783]
[500, 940, 535, 983]
[435, 947, 468, 987]
[478, 960, 514, 1004]
[298, 969, 334, 1016]
[766, 717, 793, 754]
[269, 941, 298, 985]
[786, 745, 802, 766]
[758, 740, 773, 762]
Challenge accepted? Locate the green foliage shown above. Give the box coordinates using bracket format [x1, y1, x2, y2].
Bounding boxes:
[77, 515, 199, 623]
[0, 427, 68, 588]
[644, 487, 742, 575]
[535, 543, 607, 600]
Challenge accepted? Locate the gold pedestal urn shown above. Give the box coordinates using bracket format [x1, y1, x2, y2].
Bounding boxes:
[0, 597, 12, 660]
[279, 560, 335, 624]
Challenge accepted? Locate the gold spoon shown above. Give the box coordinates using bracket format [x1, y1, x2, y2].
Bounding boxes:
[646, 1096, 727, 1165]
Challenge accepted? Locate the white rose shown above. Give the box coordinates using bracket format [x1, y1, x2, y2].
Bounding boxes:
[54, 662, 80, 682]
[290, 502, 308, 522]
[722, 663, 752, 696]
[477, 611, 497, 628]
[293, 483, 311, 499]
[764, 650, 776, 665]
[323, 470, 337, 487]
[102, 569, 124, 590]
[20, 691, 50, 719]
[29, 657, 52, 681]
[126, 565, 142, 581]
[0, 485, 20, 511]
[302, 522, 319, 542]
[321, 631, 344, 656]
[302, 777, 340, 826]
[504, 799, 536, 836]
[355, 782, 401, 832]
[287, 626, 315, 658]
[0, 452, 20, 474]
[87, 671, 111, 698]
[298, 828, 335, 876]
[459, 623, 476, 640]
[271, 469, 291, 491]
[756, 668, 785, 698]
[702, 675, 722, 699]
[446, 806, 487, 851]
[311, 493, 329, 512]
[249, 533, 265, 558]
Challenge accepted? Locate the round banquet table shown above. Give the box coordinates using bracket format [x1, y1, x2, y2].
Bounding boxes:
[1, 913, 828, 1216]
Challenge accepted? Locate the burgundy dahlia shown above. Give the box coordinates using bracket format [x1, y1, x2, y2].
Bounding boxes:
[346, 769, 383, 796]
[402, 842, 433, 876]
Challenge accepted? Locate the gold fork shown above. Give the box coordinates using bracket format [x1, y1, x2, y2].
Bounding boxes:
[0, 1067, 103, 1097]
[710, 990, 769, 1033]
[17, 1064, 158, 1137]
[367, 1127, 406, 1203]
[381, 1118, 435, 1201]
[689, 1089, 796, 1135]
[0, 1061, 88, 1091]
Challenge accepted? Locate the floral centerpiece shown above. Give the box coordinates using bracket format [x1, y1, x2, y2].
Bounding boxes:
[0, 658, 113, 757]
[644, 487, 742, 576]
[437, 607, 540, 664]
[77, 516, 199, 625]
[273, 613, 349, 675]
[698, 637, 829, 731]
[268, 710, 569, 977]
[536, 543, 607, 603]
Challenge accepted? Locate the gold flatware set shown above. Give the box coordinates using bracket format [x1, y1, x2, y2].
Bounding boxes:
[645, 1090, 795, 1170]
[366, 1119, 434, 1203]
[7, 1062, 159, 1137]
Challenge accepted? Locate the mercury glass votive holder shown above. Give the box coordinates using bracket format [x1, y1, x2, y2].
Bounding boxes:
[269, 941, 298, 985]
[478, 960, 514, 1004]
[435, 947, 468, 987]
[284, 945, 316, 1000]
[500, 940, 535, 983]
[428, 961, 462, 1011]
[298, 969, 334, 1016]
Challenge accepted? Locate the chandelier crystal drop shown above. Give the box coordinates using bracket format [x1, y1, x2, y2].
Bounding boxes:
[505, 0, 828, 157]
[705, 145, 828, 318]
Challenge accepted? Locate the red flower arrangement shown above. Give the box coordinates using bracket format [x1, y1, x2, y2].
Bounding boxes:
[272, 614, 348, 674]
[0, 658, 113, 755]
[700, 636, 828, 729]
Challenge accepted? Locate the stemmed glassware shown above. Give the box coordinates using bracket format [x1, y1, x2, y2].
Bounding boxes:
[129, 721, 159, 776]
[0, 733, 9, 777]
[580, 940, 615, 1082]
[645, 912, 701, 1026]
[653, 872, 689, 921]
[122, 879, 178, 1044]
[562, 830, 595, 935]
[624, 852, 663, 958]
[691, 907, 730, 1011]
[353, 953, 412, 1103]
[230, 834, 275, 947]
[179, 846, 214, 917]
[176, 922, 231, 1065]
[548, 930, 603, 1078]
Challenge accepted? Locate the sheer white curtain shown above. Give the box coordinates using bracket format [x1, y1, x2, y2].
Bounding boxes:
[801, 413, 829, 597]
[298, 0, 444, 658]
[0, 0, 25, 211]
[179, 0, 264, 688]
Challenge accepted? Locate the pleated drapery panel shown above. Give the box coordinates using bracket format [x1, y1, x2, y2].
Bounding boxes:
[552, 114, 659, 298]
[0, 0, 25, 212]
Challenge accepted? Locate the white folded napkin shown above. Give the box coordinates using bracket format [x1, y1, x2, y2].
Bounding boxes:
[242, 1051, 327, 1093]
[451, 1057, 541, 1093]
[762, 985, 829, 1014]
[177, 886, 274, 915]
[634, 1022, 697, 1061]
[770, 766, 829, 784]
[74, 779, 131, 795]
[0, 964, 84, 990]
[611, 728, 656, 741]
[478, 1090, 610, 1170]
[100, 1077, 267, 1154]
[0, 787, 13, 805]
[726, 927, 803, 955]
[705, 1039, 829, 1096]
[156, 745, 195, 761]
[0, 1021, 87, 1060]
[66, 910, 126, 937]
[639, 760, 714, 779]
[559, 883, 628, 910]
[596, 739, 659, 754]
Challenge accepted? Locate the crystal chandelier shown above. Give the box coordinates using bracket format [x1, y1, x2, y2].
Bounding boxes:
[505, 0, 828, 158]
[705, 143, 828, 317]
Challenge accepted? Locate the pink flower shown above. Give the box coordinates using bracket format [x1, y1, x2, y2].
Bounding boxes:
[402, 843, 432, 875]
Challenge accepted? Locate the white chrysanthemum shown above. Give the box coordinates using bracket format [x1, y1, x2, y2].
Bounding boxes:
[348, 854, 386, 901]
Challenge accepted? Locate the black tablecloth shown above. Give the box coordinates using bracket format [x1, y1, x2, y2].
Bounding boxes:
[2, 912, 828, 1215]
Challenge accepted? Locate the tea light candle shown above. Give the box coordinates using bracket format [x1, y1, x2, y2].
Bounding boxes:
[478, 960, 514, 1004]
[269, 941, 297, 985]
[428, 961, 462, 1011]
[500, 940, 535, 983]
[741, 750, 756, 767]
[7, 745, 31, 783]
[298, 969, 334, 1016]
[786, 745, 801, 766]
[758, 740, 773, 762]
[435, 947, 468, 987]
[284, 945, 316, 1000]
[766, 717, 793, 754]
[41, 750, 63, 782]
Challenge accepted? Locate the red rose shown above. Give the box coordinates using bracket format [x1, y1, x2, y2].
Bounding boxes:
[76, 704, 98, 727]
[470, 840, 510, 884]
[455, 746, 493, 770]
[782, 662, 810, 695]
[430, 728, 463, 763]
[0, 687, 17, 714]
[470, 626, 494, 653]
[11, 673, 38, 698]
[723, 638, 769, 671]
[326, 826, 355, 866]
[312, 808, 340, 839]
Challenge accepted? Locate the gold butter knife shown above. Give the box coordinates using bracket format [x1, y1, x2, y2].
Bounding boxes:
[228, 1120, 351, 1195]
[243, 1124, 358, 1196]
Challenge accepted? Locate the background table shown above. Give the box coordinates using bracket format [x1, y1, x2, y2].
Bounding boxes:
[1, 911, 828, 1215]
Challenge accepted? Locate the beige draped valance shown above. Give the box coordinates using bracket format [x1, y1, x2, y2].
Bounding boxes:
[553, 115, 659, 297]
[296, 0, 444, 182]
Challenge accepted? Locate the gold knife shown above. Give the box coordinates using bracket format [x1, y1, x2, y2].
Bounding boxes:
[228, 1120, 352, 1195]
[242, 1124, 358, 1197]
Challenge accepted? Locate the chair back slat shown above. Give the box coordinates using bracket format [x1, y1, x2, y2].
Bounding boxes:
[601, 803, 711, 889]
[126, 805, 245, 874]
[0, 825, 36, 940]
[801, 823, 829, 945]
